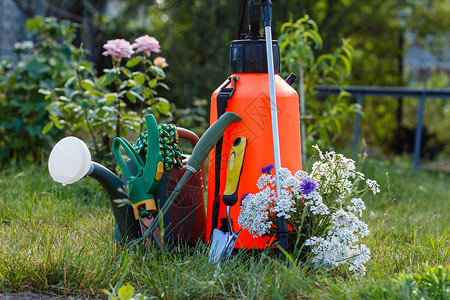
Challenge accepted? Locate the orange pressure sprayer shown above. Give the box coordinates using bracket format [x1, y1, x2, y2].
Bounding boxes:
[206, 1, 302, 249]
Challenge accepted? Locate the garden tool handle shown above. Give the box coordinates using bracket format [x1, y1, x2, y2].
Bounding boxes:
[143, 114, 162, 175]
[222, 137, 247, 207]
[188, 112, 242, 172]
[112, 137, 145, 180]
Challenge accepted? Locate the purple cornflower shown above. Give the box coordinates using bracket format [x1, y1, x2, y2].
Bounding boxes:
[300, 177, 316, 195]
[261, 164, 274, 174]
[240, 193, 250, 206]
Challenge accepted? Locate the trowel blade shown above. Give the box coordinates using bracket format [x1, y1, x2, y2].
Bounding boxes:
[139, 216, 165, 251]
[208, 228, 240, 264]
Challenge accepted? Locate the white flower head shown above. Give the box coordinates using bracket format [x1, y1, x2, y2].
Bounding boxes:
[257, 173, 274, 189]
[278, 168, 297, 189]
[347, 198, 366, 217]
[238, 189, 273, 236]
[304, 192, 329, 215]
[274, 188, 296, 219]
[312, 144, 325, 160]
[366, 179, 380, 195]
[294, 170, 309, 181]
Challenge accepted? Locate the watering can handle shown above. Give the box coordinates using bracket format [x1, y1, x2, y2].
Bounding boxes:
[112, 137, 145, 179]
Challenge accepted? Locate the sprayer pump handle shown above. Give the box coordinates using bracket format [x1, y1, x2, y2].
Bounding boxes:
[260, 0, 272, 27]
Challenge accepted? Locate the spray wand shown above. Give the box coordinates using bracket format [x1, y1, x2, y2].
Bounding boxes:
[260, 0, 289, 254]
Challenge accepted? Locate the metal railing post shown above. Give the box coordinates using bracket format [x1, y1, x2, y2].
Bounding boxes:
[413, 92, 426, 173]
[353, 93, 363, 156]
[413, 71, 429, 173]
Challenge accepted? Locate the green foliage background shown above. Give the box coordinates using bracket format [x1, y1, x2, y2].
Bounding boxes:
[1, 0, 449, 164]
[89, 0, 449, 156]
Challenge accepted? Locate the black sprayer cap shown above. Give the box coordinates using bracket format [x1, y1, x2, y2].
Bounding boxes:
[230, 39, 280, 73]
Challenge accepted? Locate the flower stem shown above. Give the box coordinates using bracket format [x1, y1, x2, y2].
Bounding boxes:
[113, 60, 121, 138]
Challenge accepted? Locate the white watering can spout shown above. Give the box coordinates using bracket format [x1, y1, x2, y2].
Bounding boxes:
[48, 136, 93, 185]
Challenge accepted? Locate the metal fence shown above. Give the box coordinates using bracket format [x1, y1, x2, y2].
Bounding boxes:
[316, 85, 450, 172]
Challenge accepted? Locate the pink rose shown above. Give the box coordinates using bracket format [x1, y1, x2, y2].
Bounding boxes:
[153, 56, 169, 68]
[102, 39, 134, 61]
[133, 35, 161, 57]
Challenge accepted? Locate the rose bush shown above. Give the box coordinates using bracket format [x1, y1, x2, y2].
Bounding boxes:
[43, 35, 170, 165]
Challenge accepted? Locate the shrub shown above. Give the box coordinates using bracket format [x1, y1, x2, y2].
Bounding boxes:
[0, 16, 87, 164]
[278, 16, 360, 154]
[43, 35, 171, 167]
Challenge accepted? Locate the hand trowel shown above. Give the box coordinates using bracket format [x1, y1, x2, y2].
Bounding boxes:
[209, 136, 247, 265]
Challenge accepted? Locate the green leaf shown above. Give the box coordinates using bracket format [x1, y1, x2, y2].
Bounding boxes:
[149, 79, 157, 89]
[48, 115, 59, 122]
[280, 21, 291, 33]
[81, 79, 95, 91]
[126, 91, 137, 103]
[99, 70, 116, 87]
[154, 98, 171, 115]
[157, 82, 170, 91]
[69, 90, 81, 99]
[97, 75, 107, 87]
[341, 42, 354, 60]
[102, 106, 115, 113]
[88, 89, 103, 97]
[54, 119, 64, 130]
[126, 57, 141, 68]
[151, 66, 166, 78]
[339, 56, 352, 74]
[121, 67, 131, 78]
[38, 89, 52, 96]
[42, 122, 53, 135]
[133, 73, 145, 86]
[80, 100, 90, 109]
[126, 80, 140, 88]
[303, 31, 322, 48]
[129, 90, 144, 101]
[47, 102, 62, 117]
[59, 96, 71, 102]
[25, 16, 43, 32]
[23, 58, 51, 79]
[106, 94, 117, 105]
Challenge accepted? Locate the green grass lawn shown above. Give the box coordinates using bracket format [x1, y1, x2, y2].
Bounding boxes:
[0, 160, 448, 299]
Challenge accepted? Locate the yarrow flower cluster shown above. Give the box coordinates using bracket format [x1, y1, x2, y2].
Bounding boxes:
[238, 146, 380, 277]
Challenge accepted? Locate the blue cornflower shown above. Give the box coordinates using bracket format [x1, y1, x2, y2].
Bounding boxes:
[300, 177, 316, 195]
[240, 193, 250, 206]
[261, 164, 274, 174]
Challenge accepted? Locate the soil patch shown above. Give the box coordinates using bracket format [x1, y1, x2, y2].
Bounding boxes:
[0, 293, 91, 300]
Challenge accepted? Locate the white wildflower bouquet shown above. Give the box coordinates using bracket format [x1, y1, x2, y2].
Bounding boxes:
[238, 146, 380, 277]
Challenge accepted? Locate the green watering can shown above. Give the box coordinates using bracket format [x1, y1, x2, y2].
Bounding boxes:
[112, 114, 164, 220]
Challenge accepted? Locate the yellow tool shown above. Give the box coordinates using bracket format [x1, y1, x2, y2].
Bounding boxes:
[209, 136, 247, 264]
